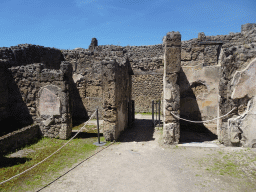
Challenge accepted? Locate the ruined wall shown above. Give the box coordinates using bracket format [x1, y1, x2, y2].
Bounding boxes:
[0, 44, 63, 69]
[62, 48, 104, 121]
[3, 61, 73, 139]
[0, 44, 64, 128]
[0, 124, 40, 155]
[102, 58, 132, 141]
[163, 31, 181, 144]
[132, 74, 163, 112]
[0, 61, 10, 123]
[62, 44, 164, 117]
[229, 58, 256, 147]
[218, 23, 256, 146]
[180, 35, 221, 134]
[125, 45, 164, 112]
[179, 24, 256, 135]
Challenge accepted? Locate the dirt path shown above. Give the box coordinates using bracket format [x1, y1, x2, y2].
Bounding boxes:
[38, 118, 256, 192]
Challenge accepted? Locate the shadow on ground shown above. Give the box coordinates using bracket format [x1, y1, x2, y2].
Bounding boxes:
[0, 156, 32, 168]
[179, 122, 217, 143]
[72, 132, 103, 139]
[118, 119, 155, 142]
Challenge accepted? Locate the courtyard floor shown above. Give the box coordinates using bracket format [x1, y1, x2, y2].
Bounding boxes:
[37, 115, 256, 192]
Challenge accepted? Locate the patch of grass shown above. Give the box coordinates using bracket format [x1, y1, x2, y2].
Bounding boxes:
[135, 112, 153, 115]
[0, 132, 110, 192]
[202, 149, 256, 183]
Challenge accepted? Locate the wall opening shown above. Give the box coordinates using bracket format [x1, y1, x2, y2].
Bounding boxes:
[179, 69, 217, 143]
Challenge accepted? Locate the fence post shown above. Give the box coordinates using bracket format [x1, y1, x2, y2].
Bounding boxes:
[132, 100, 135, 123]
[93, 107, 106, 146]
[155, 101, 157, 126]
[152, 100, 154, 125]
[158, 101, 161, 127]
[97, 108, 100, 144]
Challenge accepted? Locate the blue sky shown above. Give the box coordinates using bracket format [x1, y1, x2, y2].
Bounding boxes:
[0, 0, 255, 49]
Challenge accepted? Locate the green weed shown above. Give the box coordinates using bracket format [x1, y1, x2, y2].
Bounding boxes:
[0, 131, 110, 192]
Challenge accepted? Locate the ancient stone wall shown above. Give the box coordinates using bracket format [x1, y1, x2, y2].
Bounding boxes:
[62, 44, 164, 117]
[179, 24, 255, 135]
[0, 61, 10, 123]
[132, 74, 163, 112]
[2, 61, 73, 139]
[0, 44, 63, 69]
[0, 124, 40, 155]
[218, 23, 256, 146]
[125, 45, 164, 113]
[0, 44, 65, 135]
[61, 48, 103, 121]
[180, 35, 221, 134]
[102, 58, 132, 141]
[163, 31, 181, 144]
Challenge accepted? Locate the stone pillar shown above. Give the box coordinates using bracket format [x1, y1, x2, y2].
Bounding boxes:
[102, 59, 117, 141]
[89, 38, 98, 51]
[163, 32, 181, 144]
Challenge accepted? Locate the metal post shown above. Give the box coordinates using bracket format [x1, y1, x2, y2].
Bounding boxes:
[93, 107, 106, 146]
[155, 101, 157, 126]
[158, 101, 161, 127]
[97, 108, 100, 144]
[152, 100, 154, 125]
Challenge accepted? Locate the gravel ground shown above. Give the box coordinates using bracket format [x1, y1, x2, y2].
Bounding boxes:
[37, 117, 256, 192]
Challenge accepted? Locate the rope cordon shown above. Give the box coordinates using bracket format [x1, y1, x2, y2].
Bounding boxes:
[170, 107, 237, 123]
[0, 109, 98, 185]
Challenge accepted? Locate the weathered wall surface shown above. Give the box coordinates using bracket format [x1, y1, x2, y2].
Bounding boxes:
[102, 58, 132, 141]
[180, 34, 222, 134]
[0, 44, 63, 69]
[218, 23, 256, 146]
[0, 22, 255, 146]
[62, 44, 164, 116]
[0, 44, 64, 128]
[1, 61, 73, 139]
[0, 124, 40, 155]
[0, 61, 10, 123]
[227, 58, 256, 147]
[163, 31, 181, 144]
[126, 45, 164, 112]
[132, 74, 163, 112]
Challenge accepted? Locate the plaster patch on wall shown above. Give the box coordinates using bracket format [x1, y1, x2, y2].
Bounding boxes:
[38, 87, 61, 116]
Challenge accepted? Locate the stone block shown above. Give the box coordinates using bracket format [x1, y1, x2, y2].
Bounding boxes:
[163, 32, 181, 47]
[165, 73, 178, 85]
[241, 23, 256, 33]
[163, 123, 180, 144]
[181, 49, 192, 61]
[165, 47, 181, 73]
[103, 121, 116, 141]
[164, 84, 180, 104]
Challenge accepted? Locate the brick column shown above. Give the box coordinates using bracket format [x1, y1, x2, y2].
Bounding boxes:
[163, 32, 181, 144]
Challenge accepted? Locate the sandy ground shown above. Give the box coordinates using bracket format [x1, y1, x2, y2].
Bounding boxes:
[35, 116, 256, 192]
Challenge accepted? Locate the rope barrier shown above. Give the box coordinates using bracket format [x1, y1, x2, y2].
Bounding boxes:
[170, 107, 237, 123]
[0, 109, 98, 185]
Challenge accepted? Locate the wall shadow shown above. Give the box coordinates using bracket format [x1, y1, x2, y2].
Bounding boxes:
[179, 68, 217, 143]
[0, 72, 33, 137]
[117, 119, 154, 142]
[72, 132, 103, 139]
[71, 80, 89, 126]
[0, 156, 32, 168]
